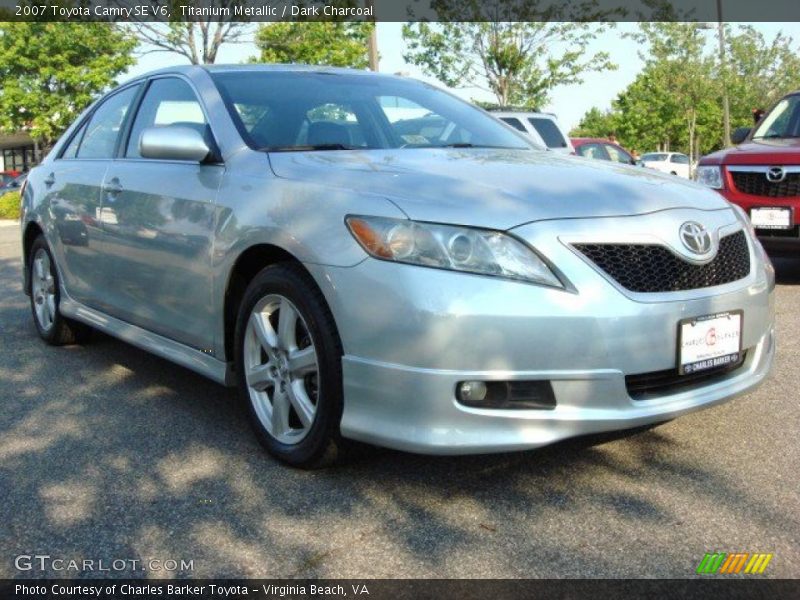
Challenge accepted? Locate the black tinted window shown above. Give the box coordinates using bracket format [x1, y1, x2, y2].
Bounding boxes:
[126, 78, 206, 158]
[500, 117, 527, 132]
[527, 118, 566, 148]
[77, 86, 139, 159]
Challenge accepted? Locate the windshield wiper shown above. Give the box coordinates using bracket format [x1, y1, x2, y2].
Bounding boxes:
[259, 143, 360, 152]
[430, 143, 524, 149]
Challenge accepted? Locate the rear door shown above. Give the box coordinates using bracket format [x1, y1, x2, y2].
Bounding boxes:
[98, 76, 223, 352]
[42, 84, 140, 308]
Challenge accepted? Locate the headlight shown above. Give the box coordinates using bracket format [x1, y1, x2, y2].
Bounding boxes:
[346, 215, 563, 288]
[695, 165, 723, 189]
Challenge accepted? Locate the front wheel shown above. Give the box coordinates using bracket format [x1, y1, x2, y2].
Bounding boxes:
[234, 264, 345, 468]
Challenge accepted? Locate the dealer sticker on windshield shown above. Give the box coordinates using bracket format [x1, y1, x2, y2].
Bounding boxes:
[678, 311, 743, 375]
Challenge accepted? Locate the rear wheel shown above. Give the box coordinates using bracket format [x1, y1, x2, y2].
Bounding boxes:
[29, 235, 91, 345]
[234, 264, 345, 468]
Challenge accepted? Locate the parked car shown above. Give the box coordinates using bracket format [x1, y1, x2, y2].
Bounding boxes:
[490, 109, 575, 154]
[696, 90, 800, 255]
[641, 152, 692, 178]
[21, 65, 774, 467]
[1, 170, 21, 187]
[571, 137, 639, 165]
[0, 173, 27, 197]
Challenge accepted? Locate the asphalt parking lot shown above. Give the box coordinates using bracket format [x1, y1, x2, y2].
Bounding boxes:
[0, 221, 798, 579]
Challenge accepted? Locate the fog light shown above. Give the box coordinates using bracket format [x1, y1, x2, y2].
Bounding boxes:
[458, 380, 488, 403]
[457, 380, 557, 410]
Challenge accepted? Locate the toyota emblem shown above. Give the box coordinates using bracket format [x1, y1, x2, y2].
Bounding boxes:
[679, 222, 712, 255]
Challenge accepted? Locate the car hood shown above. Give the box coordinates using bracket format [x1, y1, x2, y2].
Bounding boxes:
[702, 138, 800, 166]
[268, 148, 729, 230]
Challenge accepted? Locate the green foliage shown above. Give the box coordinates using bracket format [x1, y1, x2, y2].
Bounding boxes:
[403, 12, 616, 107]
[570, 107, 619, 139]
[0, 22, 136, 147]
[0, 191, 21, 220]
[575, 23, 800, 160]
[252, 22, 373, 69]
[724, 25, 800, 130]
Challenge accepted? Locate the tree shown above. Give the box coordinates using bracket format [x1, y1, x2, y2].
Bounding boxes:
[570, 107, 619, 139]
[252, 21, 373, 68]
[402, 2, 616, 107]
[724, 25, 800, 130]
[127, 1, 250, 65]
[575, 23, 800, 160]
[0, 22, 136, 149]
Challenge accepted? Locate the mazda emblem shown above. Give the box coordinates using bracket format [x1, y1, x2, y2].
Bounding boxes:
[766, 167, 786, 183]
[679, 222, 712, 255]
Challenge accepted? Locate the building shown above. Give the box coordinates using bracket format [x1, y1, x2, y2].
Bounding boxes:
[0, 132, 37, 172]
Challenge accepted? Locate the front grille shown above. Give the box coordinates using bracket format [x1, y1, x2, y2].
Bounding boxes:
[626, 351, 747, 400]
[731, 170, 800, 197]
[574, 230, 750, 293]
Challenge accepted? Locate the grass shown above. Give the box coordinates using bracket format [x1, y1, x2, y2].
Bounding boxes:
[0, 191, 21, 220]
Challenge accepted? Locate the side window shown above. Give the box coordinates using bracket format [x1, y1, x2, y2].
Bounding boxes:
[528, 118, 567, 148]
[670, 154, 690, 164]
[577, 143, 608, 160]
[500, 117, 527, 132]
[61, 122, 88, 159]
[77, 85, 139, 159]
[126, 78, 207, 158]
[605, 144, 632, 164]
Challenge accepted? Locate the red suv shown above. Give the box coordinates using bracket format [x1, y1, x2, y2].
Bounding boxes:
[697, 91, 800, 255]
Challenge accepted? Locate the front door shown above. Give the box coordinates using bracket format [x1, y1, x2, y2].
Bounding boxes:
[98, 77, 222, 352]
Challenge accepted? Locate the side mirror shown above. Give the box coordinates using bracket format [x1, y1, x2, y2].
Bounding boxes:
[731, 127, 751, 145]
[139, 125, 212, 163]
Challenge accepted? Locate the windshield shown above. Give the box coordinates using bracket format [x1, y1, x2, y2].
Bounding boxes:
[753, 94, 800, 139]
[211, 70, 533, 152]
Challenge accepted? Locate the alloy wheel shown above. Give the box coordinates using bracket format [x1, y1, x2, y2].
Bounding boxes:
[31, 248, 56, 333]
[244, 294, 320, 444]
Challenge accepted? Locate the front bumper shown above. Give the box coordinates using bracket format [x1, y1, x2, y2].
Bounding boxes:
[306, 209, 775, 454]
[339, 328, 773, 453]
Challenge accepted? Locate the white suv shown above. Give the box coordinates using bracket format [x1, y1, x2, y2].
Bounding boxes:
[491, 110, 575, 155]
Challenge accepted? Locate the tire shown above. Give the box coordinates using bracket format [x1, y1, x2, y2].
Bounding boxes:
[28, 235, 92, 345]
[234, 263, 345, 468]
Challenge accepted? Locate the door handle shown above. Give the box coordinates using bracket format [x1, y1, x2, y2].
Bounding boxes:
[44, 173, 55, 186]
[102, 178, 123, 195]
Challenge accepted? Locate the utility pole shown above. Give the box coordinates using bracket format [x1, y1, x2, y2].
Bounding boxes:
[366, 0, 378, 71]
[717, 0, 731, 147]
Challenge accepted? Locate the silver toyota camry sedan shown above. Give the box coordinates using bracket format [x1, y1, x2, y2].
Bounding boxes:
[20, 65, 775, 467]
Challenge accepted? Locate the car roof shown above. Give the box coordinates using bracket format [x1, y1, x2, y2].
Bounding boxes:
[127, 63, 405, 83]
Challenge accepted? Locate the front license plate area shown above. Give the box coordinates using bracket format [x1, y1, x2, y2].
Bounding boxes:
[678, 311, 743, 375]
[750, 207, 792, 229]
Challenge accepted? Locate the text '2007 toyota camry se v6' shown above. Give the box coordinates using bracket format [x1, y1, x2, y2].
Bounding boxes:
[20, 66, 775, 467]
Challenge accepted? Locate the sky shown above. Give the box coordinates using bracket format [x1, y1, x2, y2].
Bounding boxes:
[123, 21, 800, 132]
